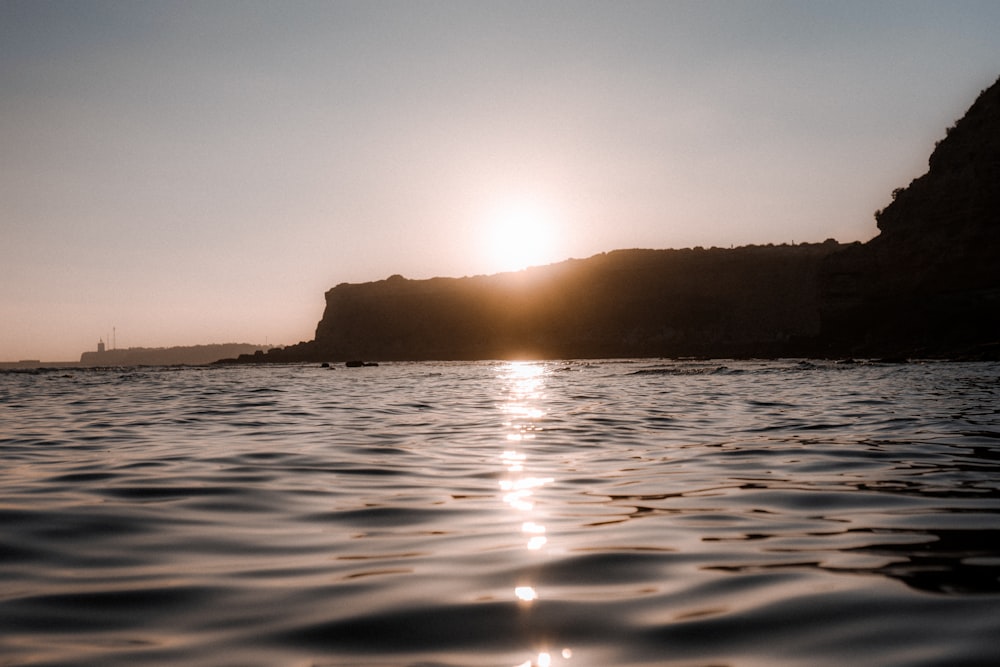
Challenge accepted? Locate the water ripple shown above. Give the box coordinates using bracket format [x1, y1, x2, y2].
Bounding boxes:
[1, 360, 999, 666]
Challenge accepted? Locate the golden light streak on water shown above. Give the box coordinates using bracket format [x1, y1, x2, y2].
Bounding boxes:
[499, 362, 575, 667]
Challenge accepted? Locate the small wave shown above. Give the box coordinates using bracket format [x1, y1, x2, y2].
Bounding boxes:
[1, 360, 998, 667]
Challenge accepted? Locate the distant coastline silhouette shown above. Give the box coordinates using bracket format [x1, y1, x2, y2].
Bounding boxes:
[228, 76, 1000, 364]
[81, 343, 272, 367]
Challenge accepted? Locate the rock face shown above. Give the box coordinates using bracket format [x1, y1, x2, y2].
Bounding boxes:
[258, 242, 847, 362]
[819, 76, 1000, 358]
[252, 75, 999, 363]
[312, 243, 846, 361]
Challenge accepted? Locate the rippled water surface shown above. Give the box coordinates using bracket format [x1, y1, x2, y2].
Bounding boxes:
[2, 360, 999, 666]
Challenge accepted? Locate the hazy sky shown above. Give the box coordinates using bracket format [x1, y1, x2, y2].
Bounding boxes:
[2, 1, 999, 361]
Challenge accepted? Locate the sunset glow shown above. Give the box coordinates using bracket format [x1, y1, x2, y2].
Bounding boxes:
[1, 2, 998, 362]
[483, 198, 560, 273]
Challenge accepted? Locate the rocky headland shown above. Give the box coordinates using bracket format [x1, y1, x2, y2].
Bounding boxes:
[235, 76, 999, 363]
[818, 75, 1000, 359]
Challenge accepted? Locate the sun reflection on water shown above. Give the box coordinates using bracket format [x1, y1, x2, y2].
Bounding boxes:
[497, 362, 573, 667]
[514, 649, 573, 667]
[515, 585, 538, 602]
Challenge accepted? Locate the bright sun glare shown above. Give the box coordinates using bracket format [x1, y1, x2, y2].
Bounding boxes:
[484, 198, 558, 273]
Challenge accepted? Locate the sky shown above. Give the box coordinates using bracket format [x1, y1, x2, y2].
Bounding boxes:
[2, 1, 999, 362]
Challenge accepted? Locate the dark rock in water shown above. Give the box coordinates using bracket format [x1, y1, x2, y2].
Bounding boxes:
[345, 360, 364, 367]
[242, 75, 1000, 363]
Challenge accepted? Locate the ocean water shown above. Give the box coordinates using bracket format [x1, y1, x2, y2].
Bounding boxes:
[1, 359, 999, 667]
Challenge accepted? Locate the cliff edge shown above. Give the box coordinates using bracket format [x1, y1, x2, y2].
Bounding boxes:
[819, 75, 1000, 358]
[241, 75, 999, 363]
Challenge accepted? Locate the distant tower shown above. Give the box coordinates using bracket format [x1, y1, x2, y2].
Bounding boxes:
[97, 338, 105, 354]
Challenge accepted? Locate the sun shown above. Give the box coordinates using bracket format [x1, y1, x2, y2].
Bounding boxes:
[483, 197, 559, 273]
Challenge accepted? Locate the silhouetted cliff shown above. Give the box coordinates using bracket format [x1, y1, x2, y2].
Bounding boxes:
[245, 75, 999, 363]
[246, 241, 846, 363]
[301, 243, 845, 361]
[819, 75, 1000, 358]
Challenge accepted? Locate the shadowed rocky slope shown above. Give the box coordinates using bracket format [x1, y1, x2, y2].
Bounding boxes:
[273, 242, 847, 361]
[819, 76, 999, 358]
[239, 76, 999, 363]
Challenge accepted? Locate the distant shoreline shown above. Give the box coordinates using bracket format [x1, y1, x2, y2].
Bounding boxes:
[1, 343, 273, 368]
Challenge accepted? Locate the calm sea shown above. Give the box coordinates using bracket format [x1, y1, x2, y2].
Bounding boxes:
[1, 360, 999, 667]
